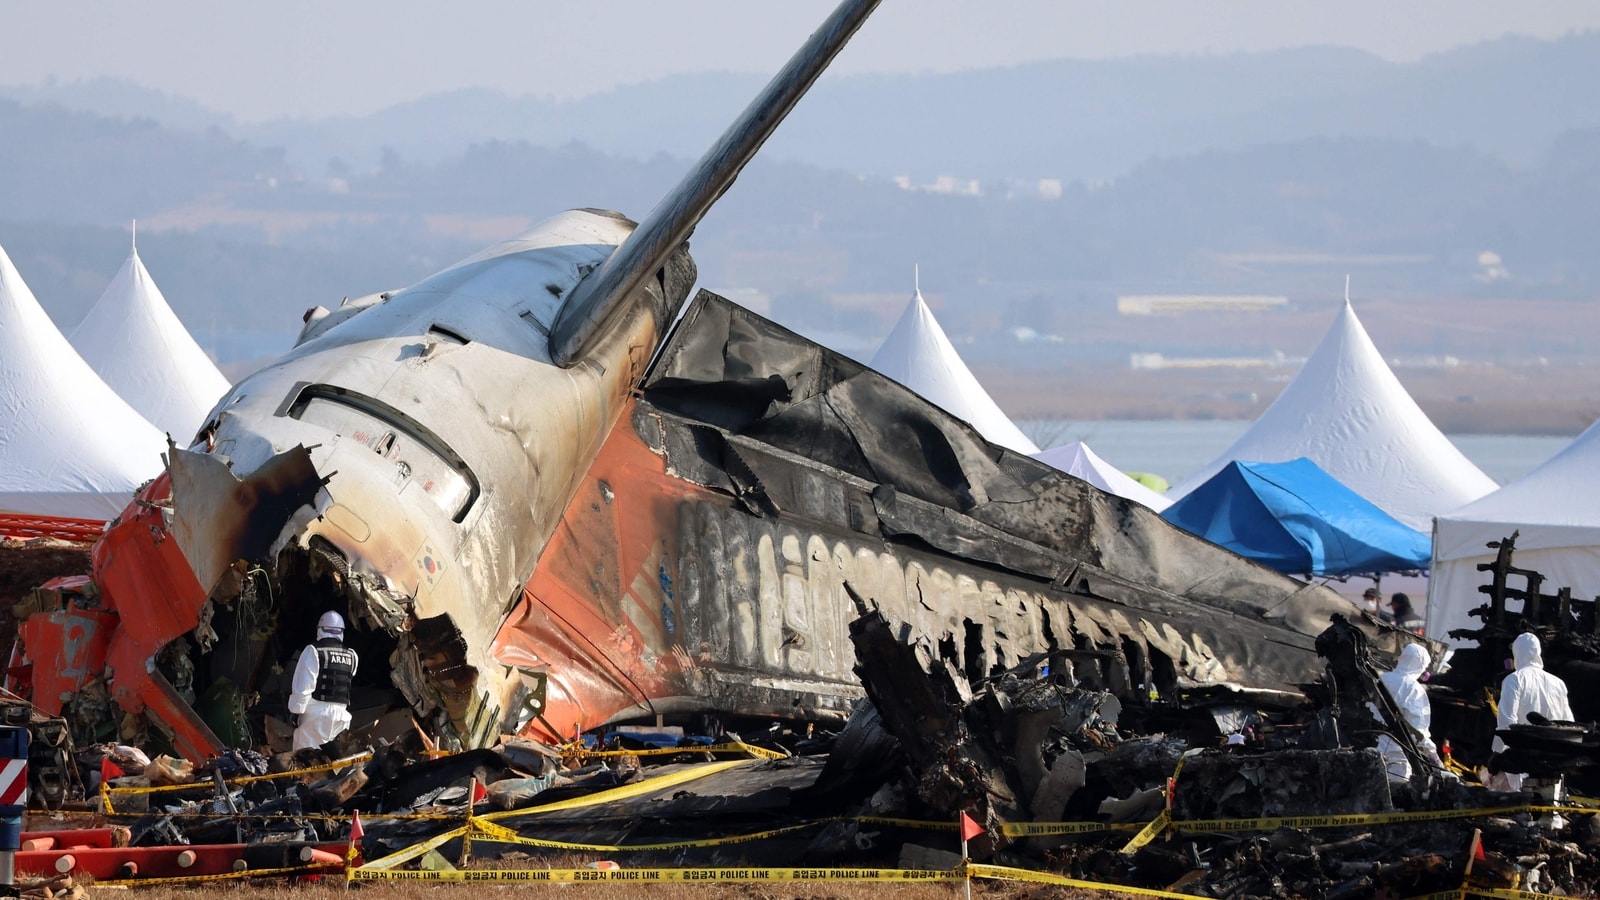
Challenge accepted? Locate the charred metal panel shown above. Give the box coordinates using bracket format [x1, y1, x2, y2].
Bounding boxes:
[645, 293, 1360, 638]
[491, 412, 702, 742]
[485, 291, 1373, 742]
[91, 471, 210, 660]
[493, 374, 1336, 743]
[665, 486, 1321, 697]
[168, 444, 323, 598]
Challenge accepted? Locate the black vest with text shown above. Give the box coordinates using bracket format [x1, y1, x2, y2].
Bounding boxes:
[312, 638, 356, 704]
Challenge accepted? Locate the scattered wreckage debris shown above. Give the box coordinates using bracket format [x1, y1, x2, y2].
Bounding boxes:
[0, 558, 1597, 895]
[1432, 531, 1600, 786]
[840, 604, 1600, 897]
[12, 518, 1600, 894]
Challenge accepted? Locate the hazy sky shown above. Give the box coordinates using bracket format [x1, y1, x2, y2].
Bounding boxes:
[8, 0, 1600, 121]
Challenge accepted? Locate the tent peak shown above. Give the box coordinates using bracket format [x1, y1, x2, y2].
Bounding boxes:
[869, 284, 1038, 454]
[0, 240, 167, 518]
[1167, 291, 1496, 529]
[69, 243, 231, 439]
[1031, 441, 1171, 511]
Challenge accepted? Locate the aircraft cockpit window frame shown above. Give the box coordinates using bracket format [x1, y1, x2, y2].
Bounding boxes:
[284, 382, 481, 523]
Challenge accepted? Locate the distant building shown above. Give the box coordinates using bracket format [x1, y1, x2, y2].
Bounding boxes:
[1130, 351, 1286, 370]
[892, 174, 982, 196]
[1475, 250, 1511, 282]
[932, 175, 981, 196]
[1117, 295, 1289, 316]
[1001, 178, 1063, 200]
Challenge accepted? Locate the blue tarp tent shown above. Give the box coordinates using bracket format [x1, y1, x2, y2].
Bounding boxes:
[1161, 458, 1431, 576]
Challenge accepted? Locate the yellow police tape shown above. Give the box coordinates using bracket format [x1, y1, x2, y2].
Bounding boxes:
[348, 857, 1577, 900]
[566, 741, 788, 762]
[1001, 820, 1130, 836]
[968, 863, 1210, 899]
[350, 862, 1222, 898]
[361, 797, 1600, 866]
[1119, 810, 1170, 855]
[1454, 887, 1578, 900]
[474, 797, 1598, 856]
[360, 763, 769, 869]
[471, 816, 825, 852]
[361, 817, 817, 870]
[99, 756, 751, 824]
[85, 854, 1568, 900]
[360, 823, 464, 871]
[478, 759, 751, 821]
[352, 866, 958, 883]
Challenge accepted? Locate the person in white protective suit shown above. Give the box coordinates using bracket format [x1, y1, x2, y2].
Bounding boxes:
[1491, 632, 1574, 793]
[288, 611, 359, 750]
[1372, 643, 1440, 781]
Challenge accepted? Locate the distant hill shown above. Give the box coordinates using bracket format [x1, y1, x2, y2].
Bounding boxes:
[7, 33, 1600, 182]
[0, 99, 290, 225]
[0, 76, 231, 132]
[4, 36, 1600, 371]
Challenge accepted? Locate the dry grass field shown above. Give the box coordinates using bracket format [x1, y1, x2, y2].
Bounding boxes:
[969, 291, 1600, 436]
[986, 360, 1600, 436]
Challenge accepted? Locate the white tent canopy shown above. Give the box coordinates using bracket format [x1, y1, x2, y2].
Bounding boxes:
[70, 238, 230, 441]
[1031, 441, 1172, 511]
[0, 243, 167, 519]
[1428, 417, 1600, 642]
[1167, 298, 1496, 531]
[869, 287, 1039, 454]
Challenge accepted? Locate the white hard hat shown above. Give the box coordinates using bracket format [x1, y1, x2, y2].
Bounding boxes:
[317, 611, 346, 635]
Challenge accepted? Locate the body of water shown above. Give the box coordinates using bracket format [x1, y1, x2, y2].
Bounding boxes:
[1022, 419, 1574, 488]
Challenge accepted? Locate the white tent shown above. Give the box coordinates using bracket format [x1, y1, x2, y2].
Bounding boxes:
[870, 286, 1039, 454]
[1428, 417, 1600, 642]
[0, 243, 167, 520]
[1167, 298, 1496, 531]
[1031, 441, 1172, 511]
[70, 237, 230, 441]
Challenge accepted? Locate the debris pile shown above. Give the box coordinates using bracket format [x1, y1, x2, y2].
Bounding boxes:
[1, 536, 1600, 897]
[832, 601, 1600, 897]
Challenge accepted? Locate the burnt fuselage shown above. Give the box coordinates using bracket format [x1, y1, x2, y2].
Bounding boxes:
[494, 293, 1368, 743]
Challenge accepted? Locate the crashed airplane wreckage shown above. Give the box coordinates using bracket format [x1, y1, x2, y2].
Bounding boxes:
[15, 286, 1382, 761]
[10, 0, 1381, 762]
